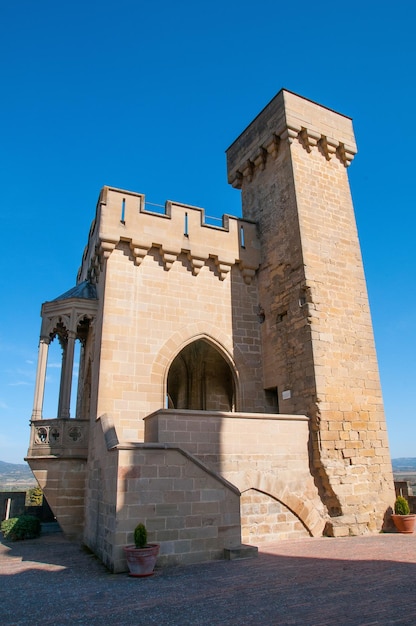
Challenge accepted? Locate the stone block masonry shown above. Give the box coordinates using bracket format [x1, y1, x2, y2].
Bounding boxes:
[226, 89, 395, 535]
[27, 88, 395, 572]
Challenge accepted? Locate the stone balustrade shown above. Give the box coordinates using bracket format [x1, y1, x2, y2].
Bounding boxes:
[28, 418, 89, 458]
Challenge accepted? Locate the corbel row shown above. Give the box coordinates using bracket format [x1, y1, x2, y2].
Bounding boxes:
[228, 125, 356, 189]
[88, 240, 258, 284]
[298, 128, 354, 165]
[86, 241, 117, 283]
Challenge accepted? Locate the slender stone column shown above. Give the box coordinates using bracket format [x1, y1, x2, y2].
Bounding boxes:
[75, 341, 86, 418]
[31, 336, 50, 420]
[57, 336, 67, 418]
[58, 330, 76, 418]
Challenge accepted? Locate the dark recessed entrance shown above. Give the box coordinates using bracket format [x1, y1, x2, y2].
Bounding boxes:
[167, 339, 235, 411]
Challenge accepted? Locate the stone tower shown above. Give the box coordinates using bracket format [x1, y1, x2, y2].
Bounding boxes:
[227, 89, 394, 535]
[27, 89, 395, 572]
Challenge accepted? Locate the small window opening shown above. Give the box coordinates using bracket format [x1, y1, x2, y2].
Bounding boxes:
[240, 225, 245, 248]
[120, 198, 126, 224]
[299, 286, 311, 307]
[299, 287, 308, 307]
[265, 387, 279, 413]
[184, 212, 189, 237]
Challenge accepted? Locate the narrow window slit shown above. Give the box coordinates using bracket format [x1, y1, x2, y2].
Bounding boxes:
[120, 198, 126, 224]
[184, 212, 189, 237]
[240, 225, 245, 248]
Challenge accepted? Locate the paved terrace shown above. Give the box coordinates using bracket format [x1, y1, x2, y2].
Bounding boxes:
[1, 530, 415, 625]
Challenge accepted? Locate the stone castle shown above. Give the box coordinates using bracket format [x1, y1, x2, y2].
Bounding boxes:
[27, 89, 395, 572]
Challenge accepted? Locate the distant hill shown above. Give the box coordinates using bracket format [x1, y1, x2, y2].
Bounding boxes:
[391, 458, 416, 472]
[0, 460, 37, 490]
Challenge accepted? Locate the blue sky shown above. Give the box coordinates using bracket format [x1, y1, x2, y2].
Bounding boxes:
[0, 0, 415, 463]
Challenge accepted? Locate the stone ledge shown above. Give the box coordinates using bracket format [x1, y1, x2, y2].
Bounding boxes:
[224, 544, 258, 560]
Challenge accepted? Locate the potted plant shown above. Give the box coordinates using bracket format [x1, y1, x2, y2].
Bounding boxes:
[123, 523, 160, 577]
[391, 496, 416, 534]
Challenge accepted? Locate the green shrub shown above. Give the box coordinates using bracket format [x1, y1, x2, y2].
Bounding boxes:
[394, 496, 410, 515]
[134, 523, 147, 548]
[1, 515, 41, 541]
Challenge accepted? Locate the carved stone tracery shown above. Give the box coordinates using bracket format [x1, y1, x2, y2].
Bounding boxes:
[31, 287, 98, 422]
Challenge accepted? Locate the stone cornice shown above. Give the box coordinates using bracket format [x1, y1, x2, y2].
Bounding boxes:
[89, 239, 259, 284]
[227, 89, 357, 188]
[227, 124, 357, 189]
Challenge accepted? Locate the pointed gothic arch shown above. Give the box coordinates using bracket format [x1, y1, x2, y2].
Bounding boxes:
[167, 338, 236, 411]
[150, 323, 248, 411]
[31, 281, 98, 421]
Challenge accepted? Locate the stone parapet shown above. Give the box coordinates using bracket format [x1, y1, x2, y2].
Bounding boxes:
[27, 418, 89, 458]
[144, 409, 326, 538]
[78, 186, 260, 285]
[144, 409, 309, 465]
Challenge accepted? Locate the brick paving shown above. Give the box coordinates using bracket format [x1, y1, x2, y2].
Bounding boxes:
[1, 530, 416, 625]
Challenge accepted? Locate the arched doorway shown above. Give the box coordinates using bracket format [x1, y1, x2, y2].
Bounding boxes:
[167, 339, 235, 411]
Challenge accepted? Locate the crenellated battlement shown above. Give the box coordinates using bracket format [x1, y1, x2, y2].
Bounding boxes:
[78, 186, 260, 284]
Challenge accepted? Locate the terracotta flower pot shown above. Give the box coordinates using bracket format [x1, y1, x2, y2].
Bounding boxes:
[123, 544, 160, 577]
[391, 514, 416, 534]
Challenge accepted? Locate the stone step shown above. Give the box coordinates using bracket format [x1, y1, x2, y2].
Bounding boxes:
[224, 544, 258, 560]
